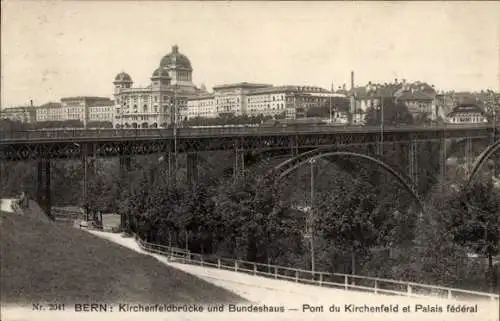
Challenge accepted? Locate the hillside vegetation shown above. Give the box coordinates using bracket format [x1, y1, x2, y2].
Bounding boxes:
[0, 210, 245, 305]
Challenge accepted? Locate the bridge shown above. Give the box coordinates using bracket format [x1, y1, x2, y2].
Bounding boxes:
[1, 124, 499, 218]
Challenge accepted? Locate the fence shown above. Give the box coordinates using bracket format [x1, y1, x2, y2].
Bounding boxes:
[135, 237, 499, 302]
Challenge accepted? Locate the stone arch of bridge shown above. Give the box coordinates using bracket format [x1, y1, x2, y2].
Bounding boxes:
[267, 149, 425, 211]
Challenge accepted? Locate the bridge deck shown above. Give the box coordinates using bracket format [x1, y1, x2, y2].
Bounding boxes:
[1, 125, 496, 161]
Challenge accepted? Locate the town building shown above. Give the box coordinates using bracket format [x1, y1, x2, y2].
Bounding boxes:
[348, 78, 438, 123]
[185, 82, 344, 120]
[186, 93, 216, 119]
[244, 85, 343, 119]
[445, 103, 488, 124]
[113, 45, 205, 128]
[212, 82, 271, 117]
[36, 102, 64, 122]
[87, 100, 115, 123]
[0, 105, 37, 123]
[394, 81, 436, 118]
[61, 96, 114, 126]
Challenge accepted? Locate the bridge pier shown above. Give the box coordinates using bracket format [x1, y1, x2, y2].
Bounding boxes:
[464, 137, 473, 176]
[186, 152, 199, 187]
[36, 159, 53, 220]
[119, 154, 132, 230]
[290, 135, 299, 156]
[234, 147, 245, 182]
[408, 138, 418, 193]
[81, 143, 90, 221]
[438, 134, 447, 193]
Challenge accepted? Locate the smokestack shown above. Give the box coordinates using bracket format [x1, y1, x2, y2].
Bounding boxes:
[350, 71, 354, 90]
[30, 100, 33, 107]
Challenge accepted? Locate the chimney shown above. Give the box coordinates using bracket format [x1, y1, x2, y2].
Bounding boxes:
[30, 100, 33, 107]
[350, 71, 354, 90]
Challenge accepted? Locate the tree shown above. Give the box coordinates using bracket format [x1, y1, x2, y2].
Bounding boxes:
[365, 99, 414, 126]
[455, 181, 500, 289]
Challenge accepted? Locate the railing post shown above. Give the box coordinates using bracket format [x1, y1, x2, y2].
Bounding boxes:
[407, 284, 412, 296]
[374, 280, 378, 294]
[234, 260, 238, 272]
[447, 290, 452, 300]
[217, 259, 221, 269]
[200, 256, 204, 266]
[344, 275, 348, 290]
[295, 271, 299, 282]
[274, 267, 278, 279]
[319, 273, 323, 286]
[253, 264, 257, 275]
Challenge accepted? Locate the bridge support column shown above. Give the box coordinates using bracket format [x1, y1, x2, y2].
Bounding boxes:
[290, 135, 299, 157]
[234, 147, 245, 182]
[119, 155, 132, 178]
[408, 138, 418, 193]
[438, 134, 447, 193]
[465, 137, 473, 176]
[166, 149, 177, 186]
[491, 130, 497, 178]
[119, 154, 132, 231]
[36, 159, 53, 220]
[81, 144, 89, 221]
[186, 152, 199, 187]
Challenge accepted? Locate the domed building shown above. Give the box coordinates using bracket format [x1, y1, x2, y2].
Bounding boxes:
[159, 45, 194, 88]
[113, 45, 202, 129]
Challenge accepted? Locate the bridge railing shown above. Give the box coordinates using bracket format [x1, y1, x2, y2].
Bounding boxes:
[0, 123, 494, 142]
[135, 236, 498, 301]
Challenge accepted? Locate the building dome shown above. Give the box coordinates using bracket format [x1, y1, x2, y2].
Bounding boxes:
[114, 72, 132, 83]
[159, 45, 192, 71]
[151, 68, 170, 78]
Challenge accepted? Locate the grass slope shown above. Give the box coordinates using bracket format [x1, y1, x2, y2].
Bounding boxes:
[0, 212, 245, 306]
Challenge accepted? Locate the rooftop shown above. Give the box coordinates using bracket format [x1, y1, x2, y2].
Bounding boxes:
[396, 91, 435, 101]
[212, 82, 273, 90]
[1, 106, 36, 112]
[38, 102, 62, 109]
[61, 96, 112, 101]
[159, 45, 193, 71]
[447, 104, 485, 116]
[245, 85, 335, 96]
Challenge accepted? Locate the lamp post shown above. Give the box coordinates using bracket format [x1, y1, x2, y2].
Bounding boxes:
[173, 87, 178, 185]
[309, 159, 316, 273]
[493, 108, 497, 178]
[329, 94, 333, 124]
[380, 96, 384, 155]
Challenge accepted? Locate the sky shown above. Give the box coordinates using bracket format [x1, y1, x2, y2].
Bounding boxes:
[1, 1, 499, 107]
